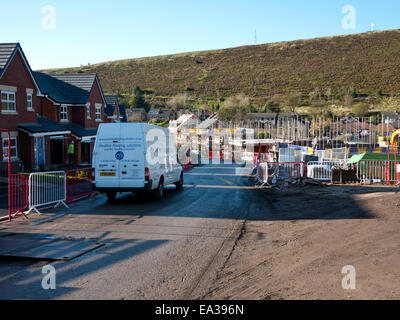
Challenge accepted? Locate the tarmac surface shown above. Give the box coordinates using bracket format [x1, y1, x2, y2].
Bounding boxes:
[0, 163, 260, 300]
[0, 163, 398, 300]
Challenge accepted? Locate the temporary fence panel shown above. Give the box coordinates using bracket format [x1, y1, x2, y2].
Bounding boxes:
[277, 162, 305, 179]
[356, 160, 400, 184]
[258, 162, 306, 182]
[190, 150, 200, 165]
[315, 150, 326, 162]
[256, 163, 268, 184]
[316, 148, 348, 162]
[307, 161, 345, 181]
[66, 168, 97, 205]
[7, 174, 28, 220]
[28, 171, 68, 214]
[241, 152, 255, 164]
[330, 148, 348, 161]
[279, 148, 302, 163]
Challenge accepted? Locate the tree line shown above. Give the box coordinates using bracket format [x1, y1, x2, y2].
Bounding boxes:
[120, 85, 398, 122]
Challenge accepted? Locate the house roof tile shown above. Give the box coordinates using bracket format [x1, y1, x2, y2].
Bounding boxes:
[104, 95, 119, 107]
[104, 95, 119, 117]
[0, 43, 18, 77]
[34, 72, 97, 105]
[19, 117, 98, 137]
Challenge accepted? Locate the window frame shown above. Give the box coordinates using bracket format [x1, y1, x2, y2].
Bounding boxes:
[86, 102, 91, 119]
[1, 91, 16, 113]
[27, 93, 33, 110]
[95, 103, 102, 121]
[2, 137, 18, 160]
[60, 105, 68, 121]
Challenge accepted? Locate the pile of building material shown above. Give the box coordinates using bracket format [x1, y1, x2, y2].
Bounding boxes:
[270, 176, 322, 191]
[331, 167, 359, 184]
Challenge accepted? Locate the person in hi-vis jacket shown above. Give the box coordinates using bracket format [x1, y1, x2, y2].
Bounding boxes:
[68, 141, 75, 166]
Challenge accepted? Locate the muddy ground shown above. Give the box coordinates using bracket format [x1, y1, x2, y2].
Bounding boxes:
[203, 184, 400, 300]
[0, 165, 399, 300]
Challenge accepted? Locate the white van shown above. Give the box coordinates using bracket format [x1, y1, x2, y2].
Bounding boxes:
[93, 123, 184, 201]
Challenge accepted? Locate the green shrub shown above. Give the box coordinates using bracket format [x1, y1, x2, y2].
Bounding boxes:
[353, 103, 369, 117]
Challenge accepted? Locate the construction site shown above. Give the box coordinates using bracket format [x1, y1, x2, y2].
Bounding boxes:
[0, 113, 399, 300]
[170, 113, 400, 186]
[168, 113, 400, 300]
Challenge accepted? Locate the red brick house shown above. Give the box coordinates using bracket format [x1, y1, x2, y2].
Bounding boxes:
[0, 43, 43, 172]
[105, 95, 120, 122]
[105, 95, 127, 123]
[0, 43, 112, 172]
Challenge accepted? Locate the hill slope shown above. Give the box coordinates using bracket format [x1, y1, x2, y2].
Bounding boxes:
[44, 29, 400, 105]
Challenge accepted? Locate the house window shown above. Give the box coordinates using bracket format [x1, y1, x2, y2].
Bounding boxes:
[60, 105, 68, 121]
[87, 103, 91, 119]
[2, 137, 17, 160]
[1, 91, 16, 112]
[27, 93, 33, 110]
[95, 104, 102, 121]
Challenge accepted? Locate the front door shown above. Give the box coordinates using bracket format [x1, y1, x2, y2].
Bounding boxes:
[34, 137, 45, 170]
[50, 139, 64, 165]
[81, 142, 91, 164]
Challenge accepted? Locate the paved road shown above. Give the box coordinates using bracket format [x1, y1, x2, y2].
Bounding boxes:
[0, 163, 266, 300]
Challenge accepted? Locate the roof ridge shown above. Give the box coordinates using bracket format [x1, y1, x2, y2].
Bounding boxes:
[34, 71, 94, 104]
[47, 72, 97, 76]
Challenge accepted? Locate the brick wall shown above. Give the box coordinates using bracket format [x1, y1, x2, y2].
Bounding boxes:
[0, 49, 40, 166]
[0, 50, 39, 131]
[85, 80, 107, 127]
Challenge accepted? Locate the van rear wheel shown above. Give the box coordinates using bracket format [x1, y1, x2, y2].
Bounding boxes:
[106, 191, 117, 202]
[175, 173, 183, 190]
[154, 178, 164, 199]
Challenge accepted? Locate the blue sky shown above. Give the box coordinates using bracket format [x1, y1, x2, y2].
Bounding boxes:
[1, 0, 399, 70]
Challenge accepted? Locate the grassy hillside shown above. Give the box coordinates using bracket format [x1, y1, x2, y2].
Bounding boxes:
[43, 29, 400, 109]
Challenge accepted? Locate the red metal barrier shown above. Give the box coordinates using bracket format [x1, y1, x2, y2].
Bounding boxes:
[66, 168, 97, 206]
[184, 149, 191, 170]
[0, 129, 27, 221]
[184, 155, 191, 170]
[208, 150, 224, 160]
[356, 160, 400, 184]
[9, 174, 28, 220]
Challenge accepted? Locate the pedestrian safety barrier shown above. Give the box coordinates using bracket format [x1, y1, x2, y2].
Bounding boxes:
[256, 162, 306, 184]
[66, 168, 97, 205]
[27, 171, 68, 214]
[306, 161, 346, 181]
[8, 174, 28, 220]
[356, 160, 400, 184]
[256, 162, 268, 184]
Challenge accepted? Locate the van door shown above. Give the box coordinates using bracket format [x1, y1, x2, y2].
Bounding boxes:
[168, 133, 181, 183]
[119, 124, 145, 189]
[94, 124, 121, 188]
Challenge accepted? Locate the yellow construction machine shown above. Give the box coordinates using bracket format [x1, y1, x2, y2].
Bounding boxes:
[390, 129, 400, 146]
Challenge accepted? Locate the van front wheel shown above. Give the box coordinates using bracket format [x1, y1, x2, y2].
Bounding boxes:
[175, 173, 183, 190]
[154, 178, 164, 199]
